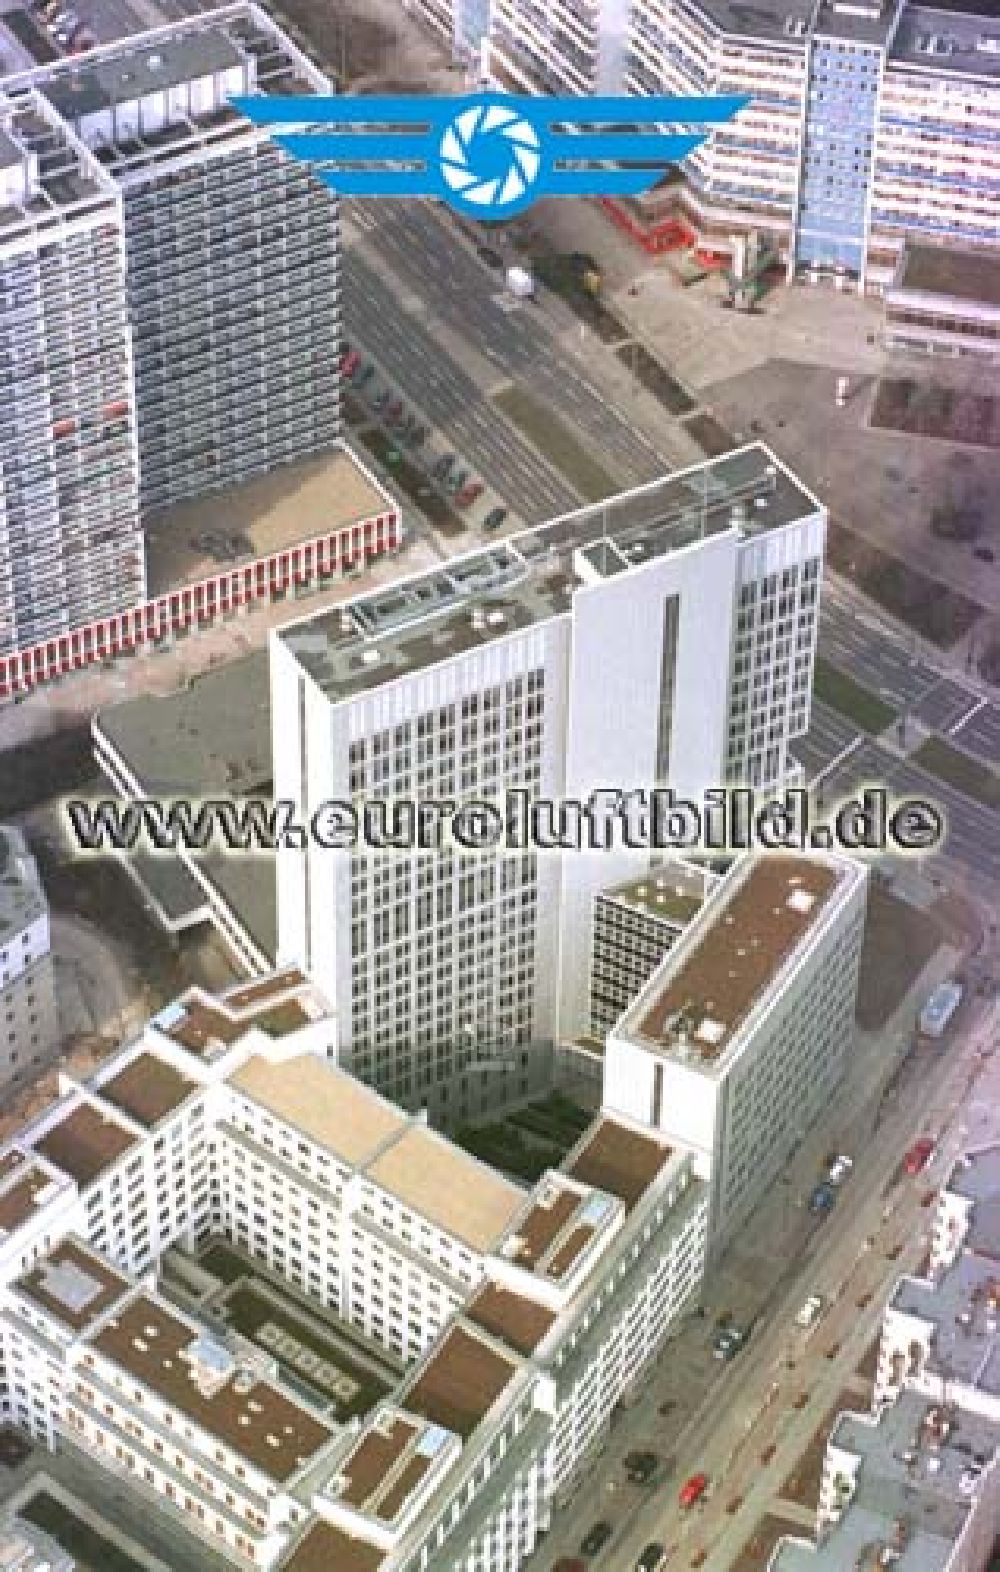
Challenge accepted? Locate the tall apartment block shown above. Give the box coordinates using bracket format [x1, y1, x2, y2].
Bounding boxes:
[489, 0, 1000, 293]
[603, 849, 868, 1249]
[0, 5, 340, 656]
[269, 445, 826, 1118]
[0, 825, 59, 1092]
[16, 5, 341, 516]
[0, 969, 708, 1572]
[0, 88, 142, 653]
[769, 1142, 1000, 1572]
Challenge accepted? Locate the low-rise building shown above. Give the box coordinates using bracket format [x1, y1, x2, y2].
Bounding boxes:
[884, 248, 1000, 363]
[0, 826, 59, 1091]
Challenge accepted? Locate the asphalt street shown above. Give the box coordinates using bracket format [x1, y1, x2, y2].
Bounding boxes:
[794, 700, 861, 784]
[950, 697, 1000, 765]
[817, 739, 1000, 900]
[818, 598, 940, 710]
[539, 978, 999, 1572]
[343, 248, 577, 522]
[345, 200, 669, 487]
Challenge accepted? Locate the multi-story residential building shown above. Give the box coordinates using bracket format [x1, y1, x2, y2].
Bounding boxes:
[0, 6, 373, 686]
[770, 1390, 1000, 1572]
[588, 859, 717, 1038]
[603, 849, 868, 1249]
[10, 5, 341, 517]
[883, 244, 1000, 362]
[0, 88, 142, 653]
[490, 0, 1000, 294]
[269, 444, 826, 1119]
[0, 969, 708, 1572]
[0, 826, 59, 1091]
[770, 1141, 1000, 1572]
[877, 1143, 1000, 1419]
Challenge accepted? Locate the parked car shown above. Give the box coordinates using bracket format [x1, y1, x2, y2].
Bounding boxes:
[796, 1294, 824, 1329]
[446, 467, 469, 495]
[678, 1473, 709, 1509]
[905, 1136, 936, 1175]
[478, 245, 504, 269]
[828, 1154, 853, 1187]
[456, 480, 484, 508]
[432, 454, 454, 482]
[372, 388, 390, 412]
[483, 505, 508, 532]
[973, 546, 995, 564]
[809, 1181, 836, 1215]
[624, 1450, 659, 1484]
[385, 399, 404, 425]
[355, 363, 375, 388]
[636, 1544, 667, 1572]
[579, 1521, 613, 1556]
[340, 347, 360, 377]
[553, 1561, 586, 1572]
[713, 1323, 749, 1361]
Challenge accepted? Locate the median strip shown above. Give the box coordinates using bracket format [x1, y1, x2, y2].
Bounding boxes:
[492, 384, 619, 502]
[913, 735, 1000, 810]
[814, 658, 898, 734]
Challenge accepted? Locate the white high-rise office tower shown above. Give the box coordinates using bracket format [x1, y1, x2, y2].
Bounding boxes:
[270, 445, 826, 1120]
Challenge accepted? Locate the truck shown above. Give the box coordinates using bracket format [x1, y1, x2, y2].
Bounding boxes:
[505, 265, 534, 300]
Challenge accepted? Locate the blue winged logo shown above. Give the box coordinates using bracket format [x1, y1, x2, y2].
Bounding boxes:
[232, 91, 749, 220]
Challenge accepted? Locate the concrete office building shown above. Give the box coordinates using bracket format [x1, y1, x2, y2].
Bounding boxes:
[269, 445, 826, 1118]
[0, 826, 59, 1092]
[603, 850, 868, 1248]
[489, 0, 1000, 293]
[0, 970, 708, 1572]
[588, 859, 717, 1039]
[0, 88, 142, 654]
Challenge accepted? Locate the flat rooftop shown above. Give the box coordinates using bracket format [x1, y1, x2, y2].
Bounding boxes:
[97, 1053, 198, 1127]
[332, 1407, 450, 1524]
[0, 1159, 65, 1235]
[465, 1282, 556, 1356]
[145, 447, 390, 598]
[16, 1238, 132, 1333]
[601, 863, 711, 927]
[567, 1116, 674, 1211]
[502, 1175, 617, 1282]
[91, 1295, 335, 1482]
[891, 4, 1000, 77]
[0, 826, 46, 941]
[692, 0, 815, 44]
[630, 855, 843, 1066]
[894, 246, 1000, 310]
[284, 1522, 384, 1572]
[892, 1252, 1000, 1394]
[0, 90, 115, 240]
[97, 650, 271, 800]
[230, 1053, 407, 1169]
[155, 976, 317, 1059]
[946, 1145, 1000, 1204]
[279, 445, 818, 704]
[403, 1324, 520, 1441]
[42, 28, 243, 121]
[365, 1124, 526, 1254]
[33, 1102, 138, 1186]
[773, 1389, 991, 1572]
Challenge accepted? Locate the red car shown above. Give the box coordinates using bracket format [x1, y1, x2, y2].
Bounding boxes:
[340, 347, 360, 377]
[905, 1137, 935, 1175]
[456, 480, 484, 509]
[679, 1473, 709, 1509]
